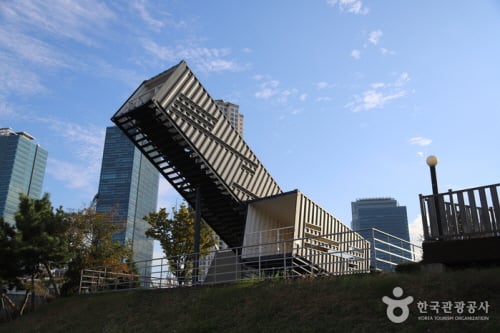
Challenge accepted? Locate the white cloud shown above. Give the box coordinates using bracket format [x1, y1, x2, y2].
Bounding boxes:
[371, 82, 385, 89]
[36, 118, 105, 193]
[141, 39, 176, 61]
[0, 0, 116, 46]
[132, 0, 165, 30]
[395, 72, 410, 87]
[141, 39, 242, 72]
[131, 0, 186, 31]
[255, 80, 280, 99]
[253, 74, 266, 81]
[327, 0, 369, 15]
[278, 89, 299, 103]
[47, 158, 98, 190]
[346, 72, 411, 112]
[347, 90, 406, 112]
[198, 59, 238, 72]
[254, 77, 304, 105]
[380, 47, 395, 55]
[0, 28, 71, 69]
[351, 49, 361, 59]
[157, 178, 179, 210]
[408, 215, 424, 260]
[0, 53, 47, 97]
[91, 58, 143, 88]
[0, 0, 124, 103]
[417, 152, 424, 157]
[0, 99, 14, 117]
[316, 96, 332, 102]
[368, 30, 383, 45]
[316, 81, 331, 89]
[410, 137, 432, 146]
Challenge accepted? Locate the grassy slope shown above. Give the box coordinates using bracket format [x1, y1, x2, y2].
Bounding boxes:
[1, 267, 499, 333]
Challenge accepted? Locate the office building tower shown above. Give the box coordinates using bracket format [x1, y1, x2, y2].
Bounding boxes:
[351, 198, 411, 271]
[215, 99, 244, 250]
[96, 126, 159, 267]
[0, 128, 48, 225]
[215, 100, 244, 136]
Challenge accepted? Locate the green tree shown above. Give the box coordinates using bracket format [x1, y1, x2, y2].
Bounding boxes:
[0, 218, 20, 282]
[0, 217, 23, 317]
[14, 194, 70, 295]
[0, 193, 70, 316]
[145, 203, 216, 285]
[61, 207, 134, 295]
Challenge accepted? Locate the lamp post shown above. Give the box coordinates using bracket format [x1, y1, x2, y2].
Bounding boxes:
[426, 155, 443, 238]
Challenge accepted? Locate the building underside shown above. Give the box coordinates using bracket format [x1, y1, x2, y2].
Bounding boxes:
[111, 61, 282, 248]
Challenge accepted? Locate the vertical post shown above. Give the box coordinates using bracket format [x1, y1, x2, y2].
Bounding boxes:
[31, 265, 36, 312]
[427, 156, 443, 238]
[159, 258, 163, 288]
[79, 269, 84, 294]
[419, 194, 430, 240]
[371, 228, 376, 271]
[193, 186, 201, 284]
[235, 247, 239, 282]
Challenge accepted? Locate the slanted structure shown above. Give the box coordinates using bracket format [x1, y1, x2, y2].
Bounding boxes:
[112, 61, 281, 248]
[111, 60, 368, 275]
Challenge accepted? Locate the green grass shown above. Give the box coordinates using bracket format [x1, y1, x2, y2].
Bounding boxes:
[1, 267, 499, 333]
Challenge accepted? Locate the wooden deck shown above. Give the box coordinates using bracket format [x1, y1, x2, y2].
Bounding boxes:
[420, 183, 500, 265]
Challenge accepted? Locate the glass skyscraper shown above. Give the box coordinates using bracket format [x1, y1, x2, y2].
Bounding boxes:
[96, 126, 159, 268]
[0, 128, 48, 225]
[351, 198, 411, 271]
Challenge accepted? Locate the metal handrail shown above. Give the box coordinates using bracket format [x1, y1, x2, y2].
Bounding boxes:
[79, 228, 421, 294]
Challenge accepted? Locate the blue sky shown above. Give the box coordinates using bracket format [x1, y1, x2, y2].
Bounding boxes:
[2, 0, 500, 250]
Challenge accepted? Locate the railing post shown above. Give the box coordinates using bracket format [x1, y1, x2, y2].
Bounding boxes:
[419, 194, 430, 240]
[258, 245, 262, 280]
[372, 228, 376, 271]
[79, 269, 84, 294]
[283, 243, 286, 279]
[193, 186, 201, 285]
[235, 248, 239, 282]
[159, 258, 163, 288]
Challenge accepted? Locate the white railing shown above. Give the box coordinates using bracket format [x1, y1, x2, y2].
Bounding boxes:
[368, 228, 421, 271]
[79, 228, 421, 293]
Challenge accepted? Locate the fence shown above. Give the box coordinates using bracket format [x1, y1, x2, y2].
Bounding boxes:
[366, 228, 421, 271]
[79, 228, 420, 294]
[420, 183, 500, 241]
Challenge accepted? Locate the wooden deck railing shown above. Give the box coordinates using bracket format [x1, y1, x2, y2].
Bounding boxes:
[419, 183, 500, 241]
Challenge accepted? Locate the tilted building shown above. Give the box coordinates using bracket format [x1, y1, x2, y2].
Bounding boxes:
[111, 60, 369, 275]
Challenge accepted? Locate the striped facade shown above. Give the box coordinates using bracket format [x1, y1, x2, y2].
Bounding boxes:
[242, 190, 370, 274]
[112, 61, 282, 247]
